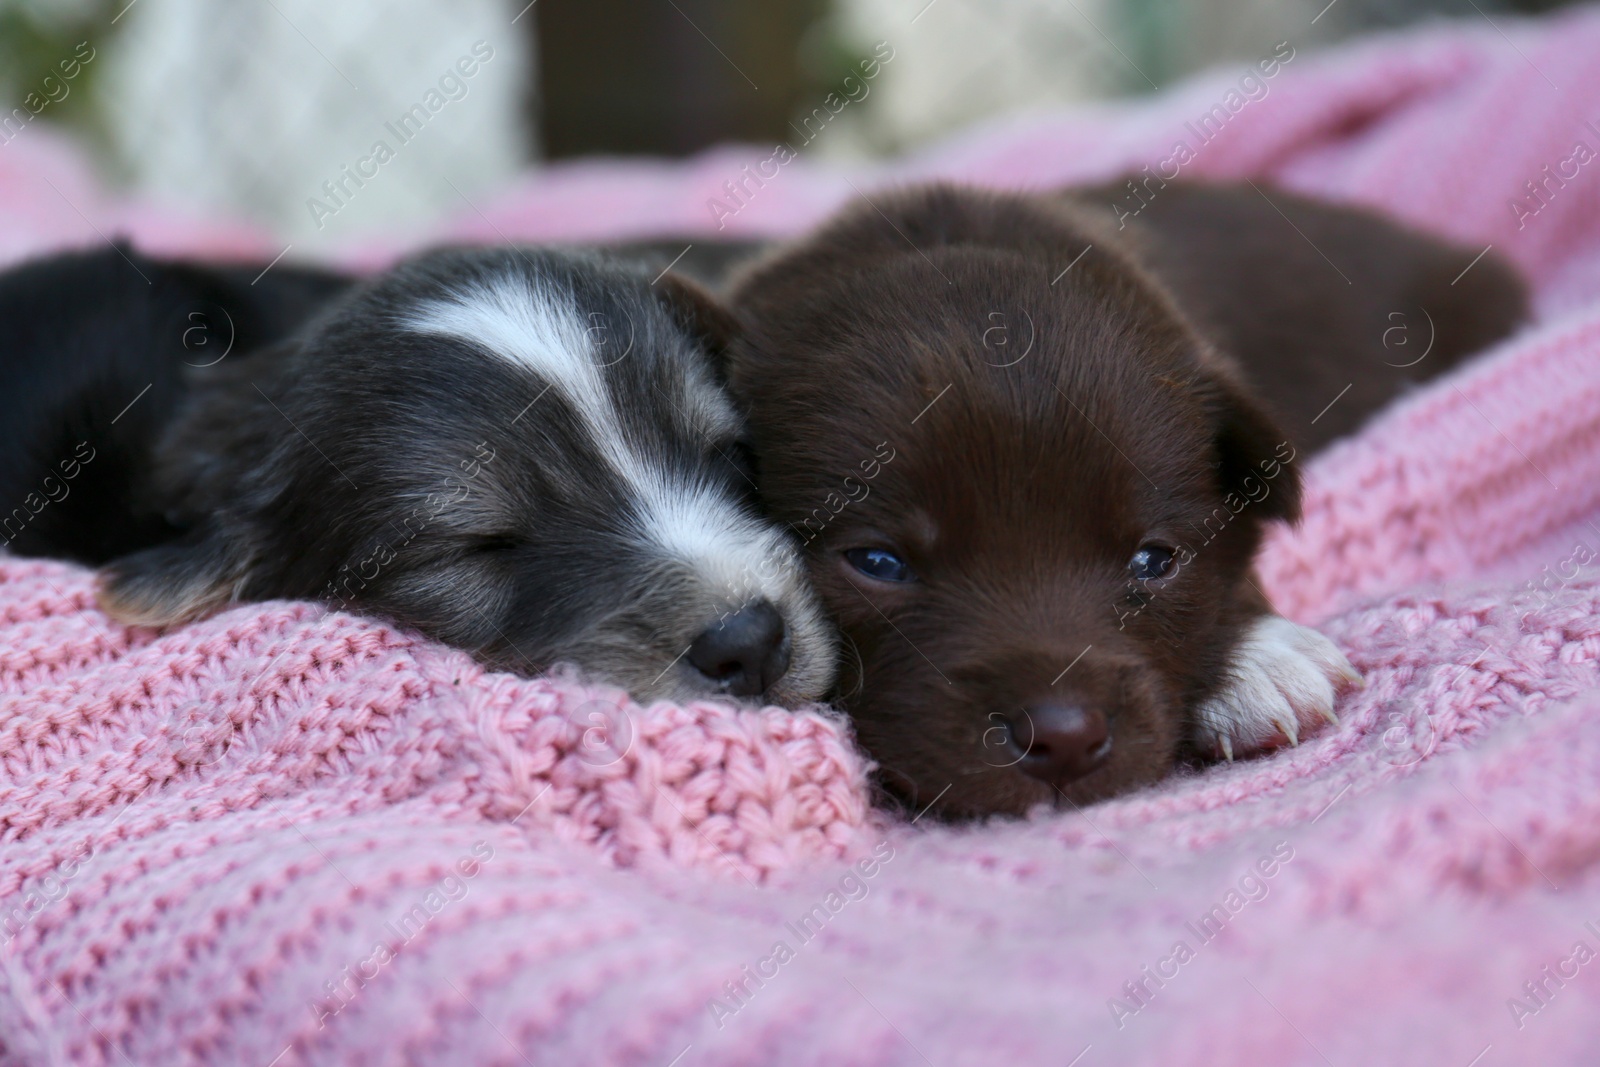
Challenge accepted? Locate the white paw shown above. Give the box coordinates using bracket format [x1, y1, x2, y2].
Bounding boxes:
[1193, 615, 1361, 761]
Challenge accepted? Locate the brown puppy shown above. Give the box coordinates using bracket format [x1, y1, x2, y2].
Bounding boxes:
[725, 181, 1525, 819]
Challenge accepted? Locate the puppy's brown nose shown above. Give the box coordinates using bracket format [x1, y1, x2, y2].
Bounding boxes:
[687, 600, 791, 698]
[1005, 702, 1111, 783]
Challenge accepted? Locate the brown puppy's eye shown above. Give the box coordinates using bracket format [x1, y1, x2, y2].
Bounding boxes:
[1129, 544, 1176, 582]
[844, 547, 915, 583]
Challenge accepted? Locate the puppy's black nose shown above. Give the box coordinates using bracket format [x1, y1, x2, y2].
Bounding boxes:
[687, 600, 791, 697]
[1006, 702, 1111, 783]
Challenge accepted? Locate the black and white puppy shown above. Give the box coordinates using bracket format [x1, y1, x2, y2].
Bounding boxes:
[0, 244, 834, 706]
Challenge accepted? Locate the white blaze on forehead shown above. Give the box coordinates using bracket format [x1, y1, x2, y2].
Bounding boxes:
[650, 482, 809, 602]
[408, 276, 652, 485]
[404, 275, 786, 606]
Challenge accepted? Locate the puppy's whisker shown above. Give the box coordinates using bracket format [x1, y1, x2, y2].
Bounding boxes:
[835, 630, 869, 703]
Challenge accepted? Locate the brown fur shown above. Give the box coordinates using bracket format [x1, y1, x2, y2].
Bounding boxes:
[725, 181, 1526, 819]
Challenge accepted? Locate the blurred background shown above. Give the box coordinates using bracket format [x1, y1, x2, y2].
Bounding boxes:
[0, 0, 1579, 247]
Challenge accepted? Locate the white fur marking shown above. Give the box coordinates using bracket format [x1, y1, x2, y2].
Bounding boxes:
[406, 277, 651, 489]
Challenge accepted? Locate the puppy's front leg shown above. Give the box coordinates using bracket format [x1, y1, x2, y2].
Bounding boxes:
[1192, 585, 1361, 761]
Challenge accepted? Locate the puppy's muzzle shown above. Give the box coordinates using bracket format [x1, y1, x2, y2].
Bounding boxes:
[1000, 700, 1112, 783]
[687, 599, 792, 698]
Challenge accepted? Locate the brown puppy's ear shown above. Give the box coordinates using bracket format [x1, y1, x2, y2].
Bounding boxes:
[97, 525, 250, 627]
[1211, 374, 1302, 525]
[653, 272, 740, 371]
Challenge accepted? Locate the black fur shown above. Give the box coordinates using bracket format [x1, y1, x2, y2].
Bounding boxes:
[0, 245, 348, 562]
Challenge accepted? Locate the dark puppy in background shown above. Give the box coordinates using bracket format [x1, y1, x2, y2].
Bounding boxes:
[725, 181, 1525, 818]
[0, 247, 349, 563]
[0, 244, 834, 706]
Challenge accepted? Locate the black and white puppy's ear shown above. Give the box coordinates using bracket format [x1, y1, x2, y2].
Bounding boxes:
[653, 272, 740, 374]
[97, 524, 252, 627]
[1207, 366, 1303, 525]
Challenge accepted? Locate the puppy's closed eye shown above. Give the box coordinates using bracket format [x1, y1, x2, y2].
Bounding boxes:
[465, 534, 524, 556]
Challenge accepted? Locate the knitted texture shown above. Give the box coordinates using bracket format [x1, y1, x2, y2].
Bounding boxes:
[7, 8, 1600, 1065]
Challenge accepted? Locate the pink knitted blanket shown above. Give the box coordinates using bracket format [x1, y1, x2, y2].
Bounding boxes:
[7, 8, 1600, 1065]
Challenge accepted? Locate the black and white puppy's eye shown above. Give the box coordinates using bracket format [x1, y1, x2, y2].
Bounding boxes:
[844, 547, 915, 583]
[1129, 543, 1177, 582]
